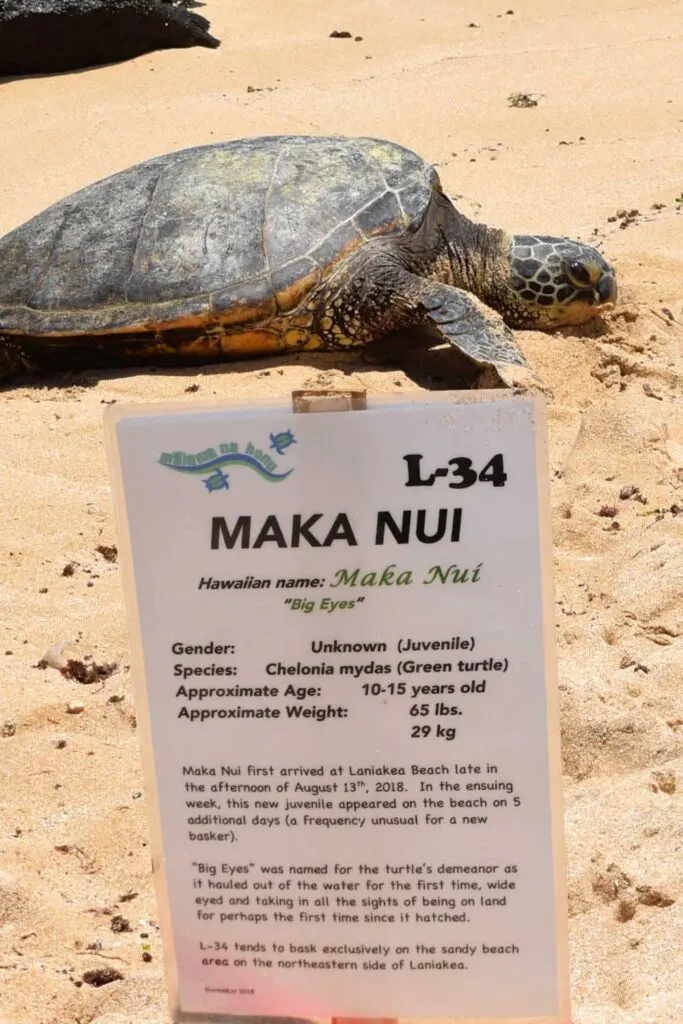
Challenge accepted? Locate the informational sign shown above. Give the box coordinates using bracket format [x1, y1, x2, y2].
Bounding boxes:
[104, 390, 569, 1024]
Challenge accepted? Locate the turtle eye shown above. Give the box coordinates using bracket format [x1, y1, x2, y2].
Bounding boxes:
[567, 261, 592, 287]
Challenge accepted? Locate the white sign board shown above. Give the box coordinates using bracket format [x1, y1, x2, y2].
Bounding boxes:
[105, 391, 569, 1023]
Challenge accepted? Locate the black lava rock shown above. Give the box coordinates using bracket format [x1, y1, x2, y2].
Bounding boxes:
[0, 0, 220, 77]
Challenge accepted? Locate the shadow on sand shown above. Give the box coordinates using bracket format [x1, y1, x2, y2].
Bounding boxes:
[0, 329, 495, 396]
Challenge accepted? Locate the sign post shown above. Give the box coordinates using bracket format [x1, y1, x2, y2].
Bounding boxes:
[104, 389, 570, 1024]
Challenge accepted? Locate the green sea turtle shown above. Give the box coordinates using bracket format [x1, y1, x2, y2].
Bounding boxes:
[0, 135, 617, 387]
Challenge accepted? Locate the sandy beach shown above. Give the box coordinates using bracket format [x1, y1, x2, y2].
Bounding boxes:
[1, 1, 682, 1022]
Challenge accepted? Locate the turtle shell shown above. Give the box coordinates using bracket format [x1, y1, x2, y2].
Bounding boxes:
[0, 136, 439, 338]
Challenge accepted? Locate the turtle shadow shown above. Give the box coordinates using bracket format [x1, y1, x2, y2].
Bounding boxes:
[364, 326, 485, 389]
[0, 327, 484, 395]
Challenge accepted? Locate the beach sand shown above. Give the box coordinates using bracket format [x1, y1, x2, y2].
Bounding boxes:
[0, 1, 682, 1021]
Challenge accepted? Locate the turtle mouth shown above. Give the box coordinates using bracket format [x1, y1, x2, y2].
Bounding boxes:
[571, 274, 617, 313]
[595, 273, 617, 307]
[536, 290, 610, 329]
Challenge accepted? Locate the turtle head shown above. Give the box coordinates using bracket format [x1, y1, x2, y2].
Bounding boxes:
[501, 235, 617, 329]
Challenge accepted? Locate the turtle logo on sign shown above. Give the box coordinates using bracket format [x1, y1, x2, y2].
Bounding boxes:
[203, 467, 232, 493]
[158, 431, 296, 494]
[269, 429, 297, 456]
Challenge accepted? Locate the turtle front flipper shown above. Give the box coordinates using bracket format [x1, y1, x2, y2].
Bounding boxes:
[325, 255, 543, 390]
[415, 282, 543, 390]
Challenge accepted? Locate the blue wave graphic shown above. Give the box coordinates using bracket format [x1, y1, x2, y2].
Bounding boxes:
[160, 453, 293, 482]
